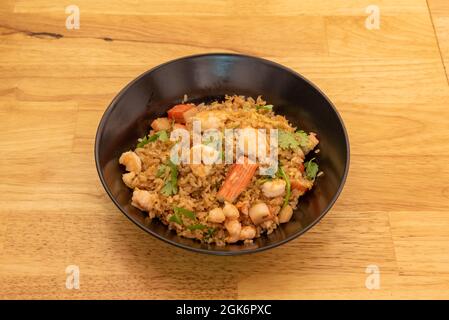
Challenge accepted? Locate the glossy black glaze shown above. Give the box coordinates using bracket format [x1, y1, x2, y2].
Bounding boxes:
[95, 53, 350, 255]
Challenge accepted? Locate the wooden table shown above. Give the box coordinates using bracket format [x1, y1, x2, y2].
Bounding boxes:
[1, 0, 449, 299]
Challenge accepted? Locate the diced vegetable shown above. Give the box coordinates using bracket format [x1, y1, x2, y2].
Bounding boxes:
[182, 107, 198, 123]
[217, 156, 258, 203]
[167, 104, 197, 123]
[304, 158, 319, 180]
[151, 117, 171, 131]
[276, 166, 291, 208]
[157, 130, 168, 141]
[256, 104, 273, 111]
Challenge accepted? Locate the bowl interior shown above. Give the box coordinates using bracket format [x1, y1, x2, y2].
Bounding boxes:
[95, 54, 349, 255]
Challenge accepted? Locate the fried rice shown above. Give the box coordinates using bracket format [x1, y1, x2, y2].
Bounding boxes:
[119, 95, 320, 246]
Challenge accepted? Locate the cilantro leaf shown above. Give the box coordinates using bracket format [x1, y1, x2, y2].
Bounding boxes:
[295, 130, 309, 148]
[161, 181, 176, 196]
[174, 207, 196, 220]
[304, 158, 319, 180]
[136, 130, 169, 148]
[136, 135, 150, 148]
[160, 160, 178, 196]
[278, 130, 300, 150]
[187, 224, 207, 231]
[168, 212, 182, 225]
[167, 159, 178, 193]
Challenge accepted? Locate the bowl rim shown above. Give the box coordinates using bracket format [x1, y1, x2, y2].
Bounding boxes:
[94, 53, 350, 256]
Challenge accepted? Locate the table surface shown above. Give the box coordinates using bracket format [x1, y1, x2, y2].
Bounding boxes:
[1, 0, 449, 299]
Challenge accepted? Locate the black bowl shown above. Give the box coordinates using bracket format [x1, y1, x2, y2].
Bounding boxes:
[95, 53, 349, 255]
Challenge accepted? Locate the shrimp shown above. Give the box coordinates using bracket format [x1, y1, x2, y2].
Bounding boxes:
[122, 172, 137, 188]
[224, 219, 242, 243]
[150, 117, 171, 131]
[278, 205, 293, 223]
[248, 202, 273, 225]
[261, 179, 286, 198]
[208, 208, 225, 223]
[191, 110, 228, 131]
[119, 151, 142, 173]
[239, 225, 256, 240]
[223, 202, 239, 220]
[131, 189, 158, 217]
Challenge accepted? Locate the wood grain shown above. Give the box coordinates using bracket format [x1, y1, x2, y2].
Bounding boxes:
[428, 0, 449, 82]
[1, 0, 449, 299]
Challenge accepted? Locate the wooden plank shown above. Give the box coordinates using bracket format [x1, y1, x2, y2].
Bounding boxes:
[428, 0, 449, 81]
[1, 0, 449, 299]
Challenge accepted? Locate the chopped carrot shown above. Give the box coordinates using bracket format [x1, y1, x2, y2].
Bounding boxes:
[167, 104, 197, 123]
[217, 157, 258, 203]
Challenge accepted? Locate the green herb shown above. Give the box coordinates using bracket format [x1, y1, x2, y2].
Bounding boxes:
[278, 129, 311, 151]
[161, 159, 178, 196]
[136, 135, 150, 148]
[168, 212, 182, 225]
[295, 130, 309, 148]
[167, 159, 178, 191]
[156, 164, 168, 178]
[161, 181, 176, 196]
[276, 166, 291, 208]
[136, 130, 169, 148]
[187, 224, 207, 231]
[147, 134, 159, 142]
[278, 130, 300, 150]
[304, 158, 319, 180]
[168, 206, 196, 225]
[174, 207, 196, 220]
[206, 227, 216, 237]
[256, 104, 273, 111]
[157, 130, 168, 141]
